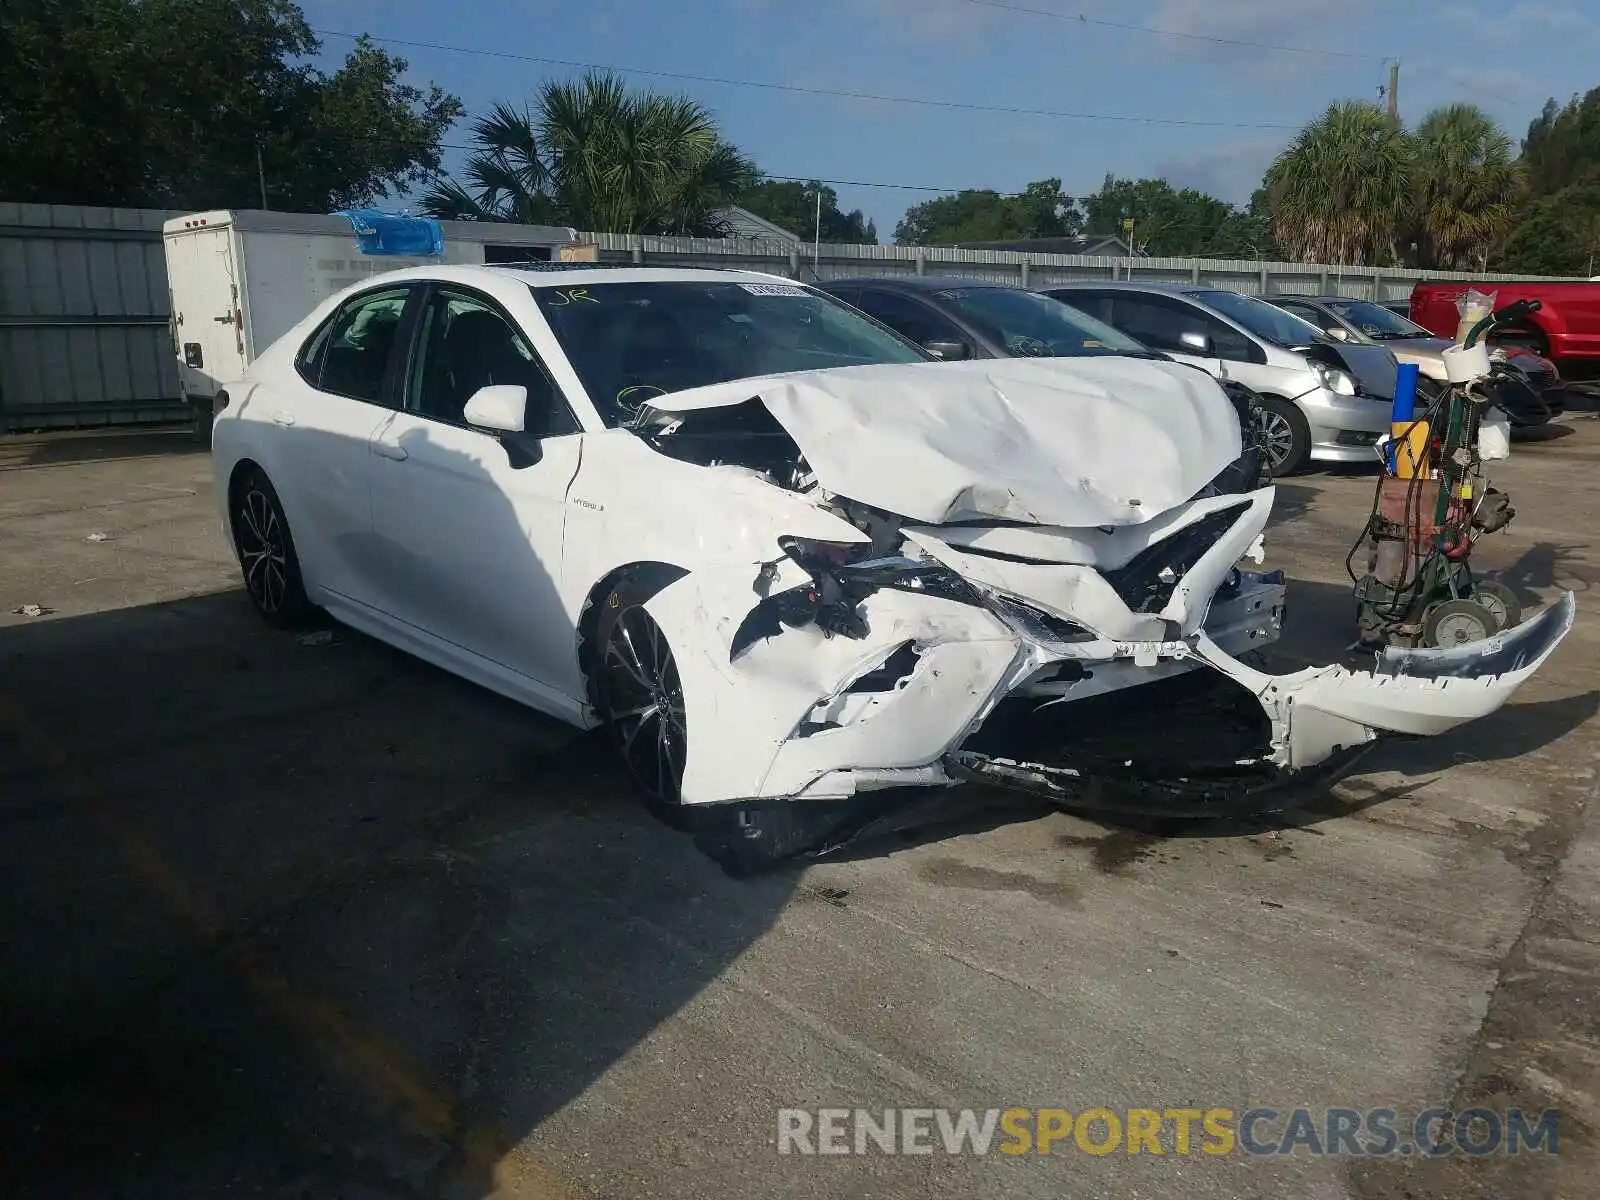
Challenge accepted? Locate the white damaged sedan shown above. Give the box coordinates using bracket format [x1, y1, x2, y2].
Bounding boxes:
[211, 264, 1574, 868]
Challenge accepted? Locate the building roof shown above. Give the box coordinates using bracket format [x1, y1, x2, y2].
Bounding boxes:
[710, 206, 803, 245]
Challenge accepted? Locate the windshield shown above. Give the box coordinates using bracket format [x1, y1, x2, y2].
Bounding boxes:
[1193, 289, 1327, 349]
[935, 286, 1152, 357]
[532, 280, 929, 425]
[1324, 298, 1432, 340]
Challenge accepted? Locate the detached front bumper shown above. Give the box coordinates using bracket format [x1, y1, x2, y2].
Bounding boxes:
[953, 591, 1576, 814]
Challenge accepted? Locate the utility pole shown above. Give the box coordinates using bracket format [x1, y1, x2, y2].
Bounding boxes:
[256, 141, 269, 209]
[1387, 59, 1400, 120]
[813, 184, 821, 279]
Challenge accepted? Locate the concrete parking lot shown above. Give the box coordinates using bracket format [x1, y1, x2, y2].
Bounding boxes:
[3, 418, 1598, 1199]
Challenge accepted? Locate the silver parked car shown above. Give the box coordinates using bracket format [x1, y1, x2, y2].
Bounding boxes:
[1041, 282, 1402, 475]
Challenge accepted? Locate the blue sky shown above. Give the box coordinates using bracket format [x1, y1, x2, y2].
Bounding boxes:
[301, 0, 1600, 235]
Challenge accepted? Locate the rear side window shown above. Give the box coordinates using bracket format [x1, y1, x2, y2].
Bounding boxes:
[295, 287, 410, 404]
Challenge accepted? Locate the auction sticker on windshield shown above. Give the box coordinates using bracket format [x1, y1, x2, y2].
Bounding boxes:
[740, 283, 809, 296]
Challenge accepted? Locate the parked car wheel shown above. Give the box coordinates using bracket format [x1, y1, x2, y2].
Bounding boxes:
[1255, 396, 1311, 477]
[229, 466, 313, 628]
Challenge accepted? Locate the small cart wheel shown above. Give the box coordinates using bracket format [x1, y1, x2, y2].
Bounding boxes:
[1422, 599, 1497, 648]
[1471, 580, 1522, 632]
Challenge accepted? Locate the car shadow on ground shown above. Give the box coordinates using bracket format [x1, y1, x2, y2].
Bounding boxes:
[1, 403, 803, 1198]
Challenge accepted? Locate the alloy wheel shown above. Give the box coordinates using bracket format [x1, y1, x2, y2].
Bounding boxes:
[601, 606, 687, 804]
[1257, 408, 1296, 472]
[236, 487, 290, 615]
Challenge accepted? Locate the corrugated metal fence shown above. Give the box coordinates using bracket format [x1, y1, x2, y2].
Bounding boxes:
[0, 203, 185, 431]
[0, 202, 1575, 431]
[581, 233, 1569, 301]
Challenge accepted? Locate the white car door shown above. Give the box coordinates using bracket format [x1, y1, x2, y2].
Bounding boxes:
[366, 283, 585, 702]
[267, 283, 417, 606]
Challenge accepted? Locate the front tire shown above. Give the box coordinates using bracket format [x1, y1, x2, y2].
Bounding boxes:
[589, 567, 830, 875]
[1255, 396, 1311, 477]
[229, 466, 313, 628]
[592, 568, 691, 824]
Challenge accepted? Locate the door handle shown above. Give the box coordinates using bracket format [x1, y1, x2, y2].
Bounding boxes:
[271, 410, 295, 427]
[372, 441, 408, 461]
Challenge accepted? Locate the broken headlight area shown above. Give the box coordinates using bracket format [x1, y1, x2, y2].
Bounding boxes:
[730, 538, 988, 658]
[1103, 502, 1251, 614]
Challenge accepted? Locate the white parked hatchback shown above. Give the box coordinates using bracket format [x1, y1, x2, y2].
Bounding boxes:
[209, 263, 1572, 870]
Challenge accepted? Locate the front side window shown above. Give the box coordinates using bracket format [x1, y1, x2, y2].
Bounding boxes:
[1193, 290, 1326, 350]
[1275, 300, 1342, 336]
[297, 287, 409, 404]
[852, 290, 967, 346]
[406, 289, 578, 437]
[934, 286, 1150, 357]
[533, 280, 929, 425]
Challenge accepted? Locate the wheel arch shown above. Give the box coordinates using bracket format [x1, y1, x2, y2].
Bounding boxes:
[576, 560, 690, 687]
[226, 457, 267, 509]
[1488, 321, 1551, 357]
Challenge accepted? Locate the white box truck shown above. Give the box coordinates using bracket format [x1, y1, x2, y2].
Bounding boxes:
[162, 209, 583, 437]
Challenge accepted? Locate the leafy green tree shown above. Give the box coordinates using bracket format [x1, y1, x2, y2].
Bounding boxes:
[422, 74, 759, 235]
[1407, 104, 1520, 269]
[1081, 175, 1260, 257]
[737, 180, 876, 243]
[1263, 101, 1412, 265]
[1520, 89, 1600, 198]
[1498, 183, 1600, 275]
[891, 179, 1080, 245]
[0, 0, 461, 210]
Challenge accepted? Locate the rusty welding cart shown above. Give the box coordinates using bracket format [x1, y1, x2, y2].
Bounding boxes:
[1350, 300, 1538, 649]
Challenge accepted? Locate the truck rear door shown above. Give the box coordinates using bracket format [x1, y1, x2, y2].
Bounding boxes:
[170, 225, 248, 401]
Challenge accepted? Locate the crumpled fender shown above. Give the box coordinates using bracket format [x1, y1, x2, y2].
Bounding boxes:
[643, 564, 1017, 804]
[1193, 591, 1577, 769]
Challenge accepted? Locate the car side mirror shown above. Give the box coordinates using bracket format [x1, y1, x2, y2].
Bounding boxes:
[923, 339, 971, 361]
[1179, 331, 1213, 354]
[463, 384, 528, 433]
[1327, 326, 1351, 341]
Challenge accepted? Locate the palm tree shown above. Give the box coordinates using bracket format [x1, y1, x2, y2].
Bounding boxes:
[421, 73, 757, 235]
[1264, 101, 1412, 264]
[1408, 104, 1521, 269]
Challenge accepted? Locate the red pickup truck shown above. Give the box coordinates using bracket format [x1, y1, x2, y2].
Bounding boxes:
[1409, 280, 1600, 366]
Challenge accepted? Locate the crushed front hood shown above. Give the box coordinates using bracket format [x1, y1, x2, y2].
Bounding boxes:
[640, 358, 1242, 527]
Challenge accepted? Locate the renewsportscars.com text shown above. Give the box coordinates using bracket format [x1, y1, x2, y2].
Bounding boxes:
[776, 1106, 1560, 1157]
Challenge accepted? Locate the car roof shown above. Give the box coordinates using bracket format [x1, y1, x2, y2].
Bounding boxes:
[818, 275, 1016, 292]
[323, 262, 810, 291]
[1040, 280, 1219, 296]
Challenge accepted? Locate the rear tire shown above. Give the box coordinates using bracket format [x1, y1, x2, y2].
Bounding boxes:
[1256, 396, 1311, 477]
[229, 466, 313, 628]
